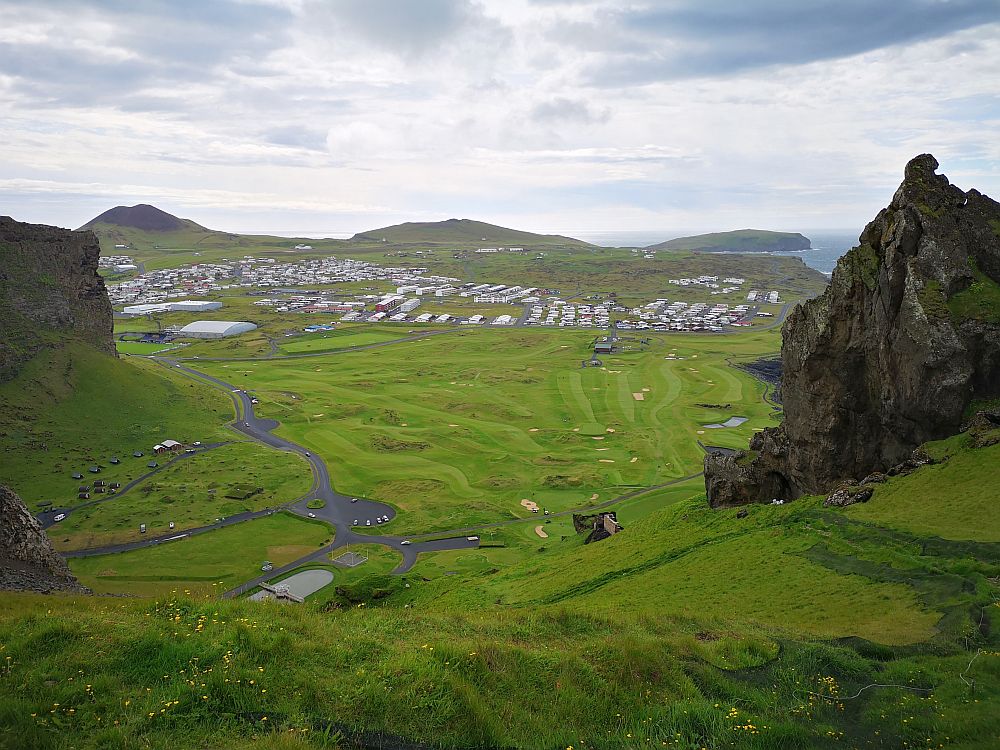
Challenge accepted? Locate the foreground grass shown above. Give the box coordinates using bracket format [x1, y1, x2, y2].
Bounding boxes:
[68, 513, 332, 598]
[0, 593, 996, 750]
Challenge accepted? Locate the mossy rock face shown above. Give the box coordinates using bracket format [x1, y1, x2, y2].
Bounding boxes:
[917, 280, 949, 320]
[845, 242, 880, 290]
[947, 264, 1000, 323]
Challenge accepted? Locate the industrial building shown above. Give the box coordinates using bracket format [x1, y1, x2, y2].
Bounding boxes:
[177, 320, 257, 338]
[122, 300, 222, 315]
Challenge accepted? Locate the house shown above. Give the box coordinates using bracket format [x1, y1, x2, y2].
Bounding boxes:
[153, 440, 183, 454]
[595, 338, 615, 354]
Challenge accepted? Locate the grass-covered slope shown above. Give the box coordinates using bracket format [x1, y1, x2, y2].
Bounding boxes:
[351, 218, 592, 247]
[2, 413, 998, 749]
[646, 229, 811, 253]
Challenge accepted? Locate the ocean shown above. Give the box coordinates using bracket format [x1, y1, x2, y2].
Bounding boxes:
[572, 230, 858, 275]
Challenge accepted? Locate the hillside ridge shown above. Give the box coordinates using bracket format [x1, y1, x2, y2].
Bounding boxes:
[351, 217, 593, 246]
[646, 228, 811, 253]
[705, 154, 1000, 506]
[79, 204, 205, 232]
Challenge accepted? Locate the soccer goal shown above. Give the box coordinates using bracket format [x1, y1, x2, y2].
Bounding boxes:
[331, 544, 368, 568]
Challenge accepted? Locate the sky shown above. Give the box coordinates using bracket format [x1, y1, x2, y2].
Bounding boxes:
[1, 0, 999, 239]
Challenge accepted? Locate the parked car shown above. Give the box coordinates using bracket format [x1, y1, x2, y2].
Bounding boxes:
[308, 512, 316, 518]
[53, 513, 66, 522]
[400, 540, 411, 545]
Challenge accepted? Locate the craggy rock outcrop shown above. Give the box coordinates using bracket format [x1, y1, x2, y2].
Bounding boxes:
[823, 485, 873, 508]
[706, 155, 1000, 507]
[0, 216, 115, 380]
[0, 485, 89, 593]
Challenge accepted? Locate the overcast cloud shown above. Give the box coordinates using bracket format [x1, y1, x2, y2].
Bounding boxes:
[1, 0, 998, 236]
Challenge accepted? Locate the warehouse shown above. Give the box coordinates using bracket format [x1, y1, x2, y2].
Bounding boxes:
[122, 300, 222, 315]
[177, 321, 257, 338]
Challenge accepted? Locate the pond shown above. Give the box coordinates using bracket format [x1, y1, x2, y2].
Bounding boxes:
[703, 416, 748, 429]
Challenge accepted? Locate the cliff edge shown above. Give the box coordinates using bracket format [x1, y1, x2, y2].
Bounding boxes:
[0, 216, 115, 381]
[706, 154, 1000, 506]
[0, 485, 89, 593]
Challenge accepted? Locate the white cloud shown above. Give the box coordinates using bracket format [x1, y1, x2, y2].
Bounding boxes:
[0, 0, 997, 234]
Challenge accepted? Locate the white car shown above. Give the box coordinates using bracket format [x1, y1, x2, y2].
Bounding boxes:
[308, 512, 316, 518]
[353, 519, 358, 525]
[53, 513, 66, 522]
[400, 540, 411, 545]
[366, 519, 371, 526]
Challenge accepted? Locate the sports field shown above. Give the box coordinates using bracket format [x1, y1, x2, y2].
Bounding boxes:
[199, 327, 783, 532]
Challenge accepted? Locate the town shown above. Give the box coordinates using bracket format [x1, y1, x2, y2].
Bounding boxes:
[107, 250, 785, 335]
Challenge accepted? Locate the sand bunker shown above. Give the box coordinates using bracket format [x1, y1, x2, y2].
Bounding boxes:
[641, 387, 650, 392]
[520, 498, 539, 511]
[590, 493, 599, 500]
[529, 428, 539, 432]
[592, 436, 604, 440]
[630, 457, 638, 463]
[596, 447, 609, 451]
[599, 459, 615, 463]
[606, 428, 616, 433]
[573, 427, 580, 432]
[632, 393, 645, 401]
[535, 525, 548, 538]
[312, 414, 324, 418]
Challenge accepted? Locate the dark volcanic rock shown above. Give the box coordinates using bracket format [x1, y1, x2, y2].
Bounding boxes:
[81, 204, 192, 232]
[823, 485, 874, 508]
[706, 155, 1000, 507]
[0, 485, 89, 594]
[0, 216, 115, 380]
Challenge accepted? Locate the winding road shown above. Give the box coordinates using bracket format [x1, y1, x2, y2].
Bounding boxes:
[57, 307, 794, 600]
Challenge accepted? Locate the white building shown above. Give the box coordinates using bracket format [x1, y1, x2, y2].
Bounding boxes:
[177, 321, 257, 339]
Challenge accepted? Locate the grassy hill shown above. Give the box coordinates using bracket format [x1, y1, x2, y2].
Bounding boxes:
[1, 428, 998, 748]
[351, 218, 593, 247]
[647, 229, 811, 253]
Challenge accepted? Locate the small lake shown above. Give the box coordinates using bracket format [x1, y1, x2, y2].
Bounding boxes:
[703, 416, 748, 429]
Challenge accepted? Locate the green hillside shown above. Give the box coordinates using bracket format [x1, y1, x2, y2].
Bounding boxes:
[647, 229, 811, 253]
[2, 430, 998, 749]
[351, 218, 593, 247]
